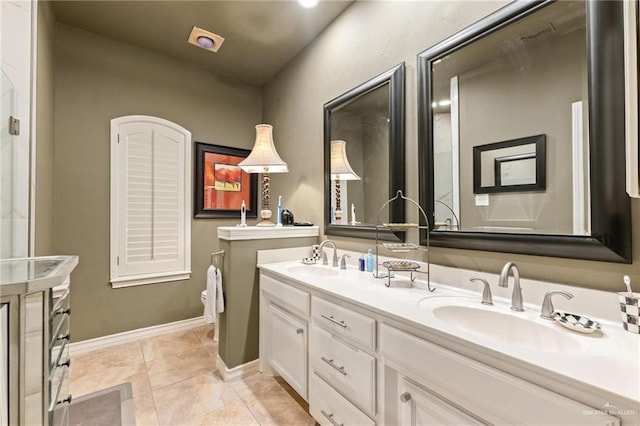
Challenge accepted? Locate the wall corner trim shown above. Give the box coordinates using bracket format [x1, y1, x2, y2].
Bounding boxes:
[216, 355, 261, 382]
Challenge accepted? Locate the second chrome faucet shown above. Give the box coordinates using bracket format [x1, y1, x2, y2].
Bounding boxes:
[498, 262, 524, 312]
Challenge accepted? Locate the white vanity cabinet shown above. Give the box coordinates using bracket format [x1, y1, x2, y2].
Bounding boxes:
[259, 274, 310, 399]
[259, 259, 638, 426]
[381, 324, 619, 426]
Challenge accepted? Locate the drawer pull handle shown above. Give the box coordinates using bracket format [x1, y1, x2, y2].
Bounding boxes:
[320, 314, 347, 328]
[400, 392, 412, 403]
[321, 356, 347, 376]
[58, 358, 71, 368]
[56, 394, 72, 406]
[56, 333, 70, 342]
[296, 328, 304, 334]
[53, 308, 71, 317]
[321, 410, 344, 426]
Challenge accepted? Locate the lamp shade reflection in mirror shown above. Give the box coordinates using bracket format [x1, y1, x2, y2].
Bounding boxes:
[330, 140, 361, 224]
[324, 63, 405, 241]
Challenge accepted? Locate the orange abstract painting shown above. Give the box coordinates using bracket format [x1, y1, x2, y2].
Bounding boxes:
[195, 143, 257, 218]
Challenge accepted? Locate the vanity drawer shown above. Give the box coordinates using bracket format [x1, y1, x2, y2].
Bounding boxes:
[261, 274, 310, 318]
[309, 373, 374, 426]
[49, 364, 70, 412]
[309, 324, 376, 416]
[380, 325, 619, 425]
[50, 286, 70, 320]
[312, 296, 375, 350]
[50, 338, 70, 372]
[49, 312, 70, 351]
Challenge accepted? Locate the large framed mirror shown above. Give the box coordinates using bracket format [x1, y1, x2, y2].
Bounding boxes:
[418, 0, 631, 263]
[324, 63, 405, 241]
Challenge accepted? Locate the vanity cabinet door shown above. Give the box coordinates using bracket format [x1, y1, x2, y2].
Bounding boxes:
[268, 304, 307, 398]
[381, 324, 620, 426]
[398, 378, 483, 426]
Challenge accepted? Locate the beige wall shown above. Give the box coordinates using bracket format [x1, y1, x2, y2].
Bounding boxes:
[54, 24, 262, 341]
[263, 1, 639, 293]
[34, 0, 56, 256]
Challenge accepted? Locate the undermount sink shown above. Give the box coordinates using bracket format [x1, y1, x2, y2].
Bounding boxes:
[432, 305, 582, 353]
[287, 265, 340, 278]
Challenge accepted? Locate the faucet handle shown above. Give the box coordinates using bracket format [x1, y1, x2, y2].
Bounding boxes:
[540, 290, 574, 320]
[470, 277, 493, 305]
[340, 254, 351, 270]
[321, 251, 328, 266]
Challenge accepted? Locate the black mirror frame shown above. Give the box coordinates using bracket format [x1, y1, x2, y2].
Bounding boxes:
[324, 63, 406, 241]
[473, 134, 546, 194]
[418, 0, 632, 263]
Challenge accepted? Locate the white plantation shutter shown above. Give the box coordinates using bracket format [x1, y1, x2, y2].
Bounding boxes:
[110, 116, 191, 287]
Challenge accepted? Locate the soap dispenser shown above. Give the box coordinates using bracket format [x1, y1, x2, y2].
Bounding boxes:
[366, 249, 374, 272]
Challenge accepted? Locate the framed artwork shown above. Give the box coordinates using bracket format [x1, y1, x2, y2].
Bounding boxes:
[194, 142, 257, 218]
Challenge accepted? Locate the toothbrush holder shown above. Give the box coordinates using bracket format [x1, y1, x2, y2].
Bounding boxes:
[618, 292, 640, 334]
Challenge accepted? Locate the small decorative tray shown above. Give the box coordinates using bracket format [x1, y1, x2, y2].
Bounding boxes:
[382, 243, 418, 252]
[551, 311, 602, 334]
[382, 260, 421, 271]
[301, 258, 316, 265]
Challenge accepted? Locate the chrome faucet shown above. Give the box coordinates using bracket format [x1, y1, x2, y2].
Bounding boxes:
[540, 291, 573, 320]
[318, 240, 339, 267]
[498, 262, 524, 312]
[470, 277, 493, 305]
[339, 254, 351, 270]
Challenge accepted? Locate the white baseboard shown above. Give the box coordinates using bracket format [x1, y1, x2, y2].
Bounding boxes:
[216, 355, 260, 382]
[70, 316, 206, 356]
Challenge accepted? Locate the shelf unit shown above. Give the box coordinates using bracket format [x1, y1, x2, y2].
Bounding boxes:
[373, 191, 435, 291]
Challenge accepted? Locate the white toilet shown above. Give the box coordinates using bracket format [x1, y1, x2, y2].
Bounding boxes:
[200, 290, 219, 342]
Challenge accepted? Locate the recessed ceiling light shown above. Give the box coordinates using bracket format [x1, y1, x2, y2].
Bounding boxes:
[188, 26, 225, 53]
[298, 0, 319, 8]
[197, 36, 215, 49]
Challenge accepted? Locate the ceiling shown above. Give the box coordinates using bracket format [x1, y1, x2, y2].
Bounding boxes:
[51, 0, 353, 87]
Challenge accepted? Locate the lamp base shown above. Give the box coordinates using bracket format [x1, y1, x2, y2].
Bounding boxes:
[257, 209, 275, 227]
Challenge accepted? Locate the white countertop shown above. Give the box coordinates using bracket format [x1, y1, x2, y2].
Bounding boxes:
[218, 225, 319, 241]
[0, 255, 79, 296]
[258, 249, 640, 410]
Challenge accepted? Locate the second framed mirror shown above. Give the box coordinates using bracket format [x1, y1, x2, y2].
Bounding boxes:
[324, 63, 405, 241]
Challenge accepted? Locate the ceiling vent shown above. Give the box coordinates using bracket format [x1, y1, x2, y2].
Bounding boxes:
[188, 26, 225, 53]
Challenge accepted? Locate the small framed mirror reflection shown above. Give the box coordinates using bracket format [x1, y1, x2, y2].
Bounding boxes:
[324, 63, 405, 241]
[418, 0, 631, 262]
[473, 134, 546, 194]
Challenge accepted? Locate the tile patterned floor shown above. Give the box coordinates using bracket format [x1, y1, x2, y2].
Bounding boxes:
[70, 325, 316, 426]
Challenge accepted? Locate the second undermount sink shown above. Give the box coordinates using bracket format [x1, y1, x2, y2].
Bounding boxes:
[432, 304, 582, 353]
[287, 265, 340, 278]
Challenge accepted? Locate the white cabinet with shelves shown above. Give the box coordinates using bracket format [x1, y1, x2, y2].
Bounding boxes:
[259, 274, 310, 400]
[268, 304, 307, 397]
